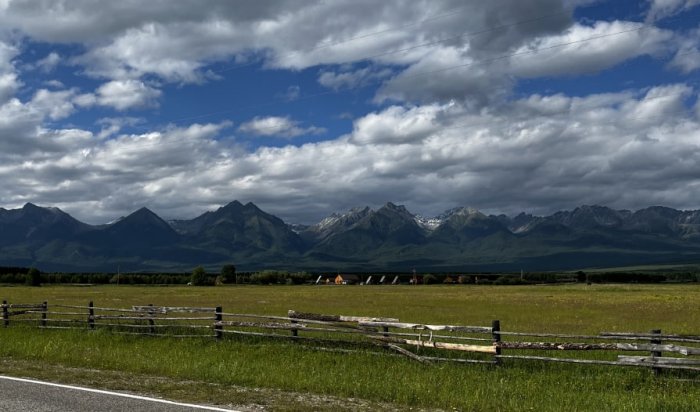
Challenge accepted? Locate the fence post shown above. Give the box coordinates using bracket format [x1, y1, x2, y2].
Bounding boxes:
[88, 301, 95, 330]
[291, 319, 299, 337]
[492, 320, 501, 365]
[41, 301, 48, 328]
[2, 300, 7, 328]
[382, 326, 389, 338]
[650, 329, 662, 376]
[147, 303, 155, 335]
[215, 306, 223, 340]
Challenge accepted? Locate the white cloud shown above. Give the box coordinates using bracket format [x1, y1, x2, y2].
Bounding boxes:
[349, 103, 456, 145]
[646, 0, 700, 22]
[669, 47, 700, 73]
[29, 88, 78, 120]
[95, 116, 144, 139]
[0, 0, 572, 89]
[1, 83, 698, 224]
[44, 79, 65, 88]
[278, 85, 300, 101]
[35, 52, 60, 72]
[85, 80, 162, 111]
[0, 72, 19, 104]
[0, 2, 699, 224]
[0, 40, 20, 104]
[378, 47, 509, 105]
[510, 21, 673, 77]
[668, 27, 700, 73]
[318, 66, 393, 90]
[238, 116, 326, 138]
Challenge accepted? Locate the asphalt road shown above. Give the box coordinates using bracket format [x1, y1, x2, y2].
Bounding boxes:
[0, 375, 238, 412]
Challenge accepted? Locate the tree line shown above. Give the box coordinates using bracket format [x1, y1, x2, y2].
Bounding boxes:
[0, 266, 697, 286]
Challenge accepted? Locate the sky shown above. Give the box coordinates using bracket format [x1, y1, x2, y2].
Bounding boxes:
[0, 0, 699, 224]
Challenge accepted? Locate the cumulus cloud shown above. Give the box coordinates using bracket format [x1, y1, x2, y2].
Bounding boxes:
[0, 0, 572, 87]
[0, 40, 20, 104]
[646, 0, 700, 22]
[238, 116, 326, 138]
[34, 52, 60, 72]
[318, 66, 393, 90]
[1, 82, 698, 224]
[668, 27, 700, 73]
[278, 85, 300, 101]
[29, 88, 79, 120]
[78, 80, 162, 111]
[510, 21, 673, 77]
[349, 103, 457, 145]
[376, 46, 512, 105]
[95, 116, 144, 139]
[1, 1, 699, 225]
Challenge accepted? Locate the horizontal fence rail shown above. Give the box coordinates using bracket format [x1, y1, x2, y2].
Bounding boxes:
[1, 300, 698, 375]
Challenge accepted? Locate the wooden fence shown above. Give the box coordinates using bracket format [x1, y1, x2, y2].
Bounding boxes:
[2, 300, 699, 374]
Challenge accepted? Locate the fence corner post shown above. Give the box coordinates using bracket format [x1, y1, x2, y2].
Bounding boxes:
[41, 301, 48, 328]
[2, 300, 8, 328]
[650, 329, 662, 376]
[215, 306, 223, 340]
[492, 320, 501, 365]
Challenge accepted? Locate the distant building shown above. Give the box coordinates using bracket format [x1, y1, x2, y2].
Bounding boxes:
[335, 274, 360, 285]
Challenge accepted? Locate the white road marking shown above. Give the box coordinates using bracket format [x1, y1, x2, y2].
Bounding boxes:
[0, 375, 240, 411]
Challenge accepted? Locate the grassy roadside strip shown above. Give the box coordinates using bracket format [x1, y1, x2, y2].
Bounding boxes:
[0, 327, 698, 411]
[0, 357, 404, 412]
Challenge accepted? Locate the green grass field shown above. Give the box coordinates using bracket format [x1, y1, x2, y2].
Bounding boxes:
[1, 284, 699, 411]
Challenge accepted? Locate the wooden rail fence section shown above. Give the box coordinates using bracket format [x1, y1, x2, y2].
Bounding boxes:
[1, 300, 699, 374]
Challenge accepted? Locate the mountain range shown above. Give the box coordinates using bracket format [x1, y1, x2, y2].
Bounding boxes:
[1, 201, 700, 272]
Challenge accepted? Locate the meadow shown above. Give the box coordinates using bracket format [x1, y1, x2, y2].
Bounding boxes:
[0, 284, 699, 411]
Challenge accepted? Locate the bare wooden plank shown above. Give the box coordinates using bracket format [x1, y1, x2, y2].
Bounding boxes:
[360, 320, 492, 334]
[110, 331, 212, 338]
[371, 336, 497, 354]
[616, 342, 700, 356]
[497, 331, 669, 341]
[617, 356, 700, 366]
[132, 306, 216, 314]
[26, 311, 90, 316]
[288, 310, 398, 323]
[8, 304, 44, 309]
[7, 310, 35, 317]
[54, 305, 135, 313]
[217, 320, 308, 331]
[497, 341, 700, 355]
[385, 343, 430, 364]
[95, 315, 215, 321]
[422, 356, 495, 365]
[220, 312, 374, 330]
[38, 326, 84, 330]
[601, 332, 700, 344]
[92, 323, 211, 329]
[496, 354, 629, 366]
[496, 355, 700, 371]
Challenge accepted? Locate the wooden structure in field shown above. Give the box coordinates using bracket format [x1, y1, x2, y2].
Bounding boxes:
[334, 274, 360, 285]
[2, 299, 699, 375]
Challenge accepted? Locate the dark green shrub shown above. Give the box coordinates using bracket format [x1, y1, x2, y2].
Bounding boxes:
[190, 266, 208, 286]
[25, 268, 41, 286]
